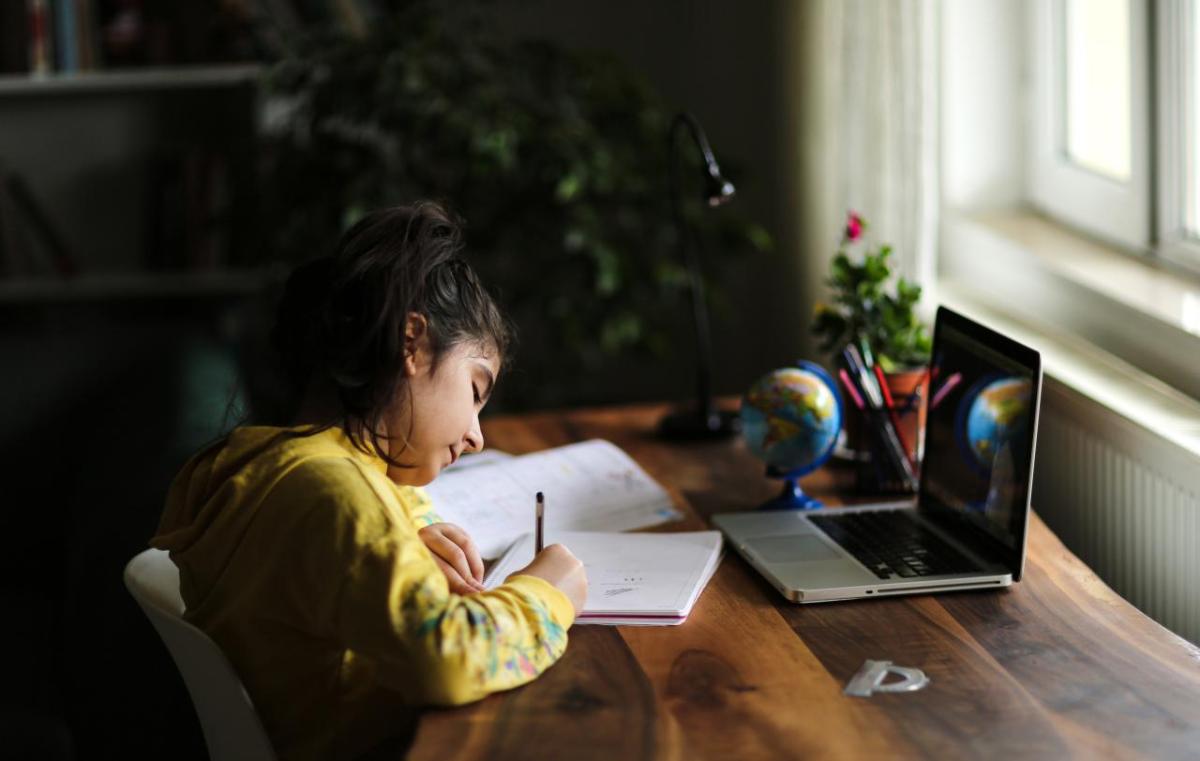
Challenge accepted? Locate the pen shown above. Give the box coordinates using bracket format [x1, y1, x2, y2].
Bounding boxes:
[838, 368, 866, 410]
[873, 364, 914, 467]
[535, 491, 545, 553]
[845, 344, 883, 409]
[843, 345, 917, 489]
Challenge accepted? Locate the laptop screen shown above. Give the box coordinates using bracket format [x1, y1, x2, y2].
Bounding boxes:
[917, 307, 1042, 580]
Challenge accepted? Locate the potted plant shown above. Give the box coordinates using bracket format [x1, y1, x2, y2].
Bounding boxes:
[254, 1, 771, 409]
[811, 211, 932, 467]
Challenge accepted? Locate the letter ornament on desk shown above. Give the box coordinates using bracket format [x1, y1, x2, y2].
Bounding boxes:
[843, 660, 930, 698]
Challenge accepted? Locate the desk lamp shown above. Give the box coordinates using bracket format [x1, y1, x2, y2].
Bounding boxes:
[658, 112, 739, 440]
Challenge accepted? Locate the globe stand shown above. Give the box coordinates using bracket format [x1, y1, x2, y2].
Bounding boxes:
[758, 465, 824, 511]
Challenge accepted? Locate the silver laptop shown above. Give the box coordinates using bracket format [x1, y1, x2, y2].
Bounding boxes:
[713, 306, 1042, 603]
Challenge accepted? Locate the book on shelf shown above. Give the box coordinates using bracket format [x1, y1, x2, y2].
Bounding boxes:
[28, 0, 53, 75]
[144, 147, 233, 272]
[0, 0, 262, 78]
[0, 163, 77, 279]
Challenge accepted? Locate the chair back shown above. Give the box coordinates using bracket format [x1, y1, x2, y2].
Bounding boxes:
[124, 549, 276, 761]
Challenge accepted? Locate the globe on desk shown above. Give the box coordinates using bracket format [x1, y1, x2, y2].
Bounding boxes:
[740, 361, 843, 510]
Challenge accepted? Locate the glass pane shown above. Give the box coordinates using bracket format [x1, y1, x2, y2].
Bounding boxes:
[1189, 1, 1200, 238]
[1064, 0, 1131, 181]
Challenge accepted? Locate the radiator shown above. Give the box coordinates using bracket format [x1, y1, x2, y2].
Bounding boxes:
[1032, 377, 1200, 645]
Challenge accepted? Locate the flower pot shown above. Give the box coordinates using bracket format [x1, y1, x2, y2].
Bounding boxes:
[883, 367, 929, 465]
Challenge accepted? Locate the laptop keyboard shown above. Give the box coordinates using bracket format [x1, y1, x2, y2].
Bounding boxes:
[809, 510, 982, 580]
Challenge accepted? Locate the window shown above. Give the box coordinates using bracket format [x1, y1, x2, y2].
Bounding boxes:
[1030, 0, 1200, 270]
[940, 0, 1200, 403]
[1028, 0, 1150, 252]
[1064, 0, 1131, 181]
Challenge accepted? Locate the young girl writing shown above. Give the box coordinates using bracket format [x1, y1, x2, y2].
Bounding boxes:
[151, 202, 587, 761]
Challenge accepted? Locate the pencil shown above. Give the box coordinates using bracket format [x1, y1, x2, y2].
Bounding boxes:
[535, 491, 545, 553]
[873, 364, 914, 467]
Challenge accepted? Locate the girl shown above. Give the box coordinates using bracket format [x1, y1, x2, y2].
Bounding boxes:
[151, 202, 587, 761]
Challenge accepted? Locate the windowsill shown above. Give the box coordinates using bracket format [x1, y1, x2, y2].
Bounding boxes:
[937, 207, 1200, 457]
[961, 210, 1200, 338]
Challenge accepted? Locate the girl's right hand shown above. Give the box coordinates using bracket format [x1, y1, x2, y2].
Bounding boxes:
[508, 544, 588, 617]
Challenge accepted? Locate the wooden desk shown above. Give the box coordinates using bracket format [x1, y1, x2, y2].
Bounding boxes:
[408, 402, 1200, 760]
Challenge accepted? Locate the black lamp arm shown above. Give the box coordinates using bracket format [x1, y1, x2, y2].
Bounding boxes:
[667, 112, 720, 421]
[670, 112, 726, 187]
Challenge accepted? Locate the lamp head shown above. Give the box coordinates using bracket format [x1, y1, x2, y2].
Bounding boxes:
[671, 112, 736, 208]
[705, 172, 736, 207]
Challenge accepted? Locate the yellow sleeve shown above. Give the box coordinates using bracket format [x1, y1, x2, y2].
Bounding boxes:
[303, 460, 574, 706]
[400, 486, 443, 529]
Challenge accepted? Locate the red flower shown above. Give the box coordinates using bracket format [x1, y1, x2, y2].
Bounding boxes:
[845, 212, 864, 242]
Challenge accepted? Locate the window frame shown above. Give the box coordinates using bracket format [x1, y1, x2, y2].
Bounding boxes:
[1156, 0, 1200, 270]
[1027, 0, 1152, 252]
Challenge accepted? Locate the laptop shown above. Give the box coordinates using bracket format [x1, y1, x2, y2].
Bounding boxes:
[712, 306, 1043, 603]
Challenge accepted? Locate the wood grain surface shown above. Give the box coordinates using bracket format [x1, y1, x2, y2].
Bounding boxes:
[406, 402, 1200, 760]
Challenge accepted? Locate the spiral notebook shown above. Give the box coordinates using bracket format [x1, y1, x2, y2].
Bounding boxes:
[483, 530, 724, 626]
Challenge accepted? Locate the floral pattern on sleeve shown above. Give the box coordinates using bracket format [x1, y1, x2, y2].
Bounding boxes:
[402, 574, 568, 692]
[398, 485, 444, 528]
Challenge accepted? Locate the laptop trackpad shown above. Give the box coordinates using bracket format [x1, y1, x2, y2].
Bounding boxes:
[746, 534, 842, 563]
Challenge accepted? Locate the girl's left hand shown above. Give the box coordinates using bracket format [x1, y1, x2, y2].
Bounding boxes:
[418, 522, 486, 594]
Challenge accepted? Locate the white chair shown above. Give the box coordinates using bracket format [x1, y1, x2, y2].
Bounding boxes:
[124, 548, 277, 761]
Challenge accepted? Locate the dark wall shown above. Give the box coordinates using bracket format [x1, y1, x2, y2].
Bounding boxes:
[0, 285, 290, 760]
[1, 81, 263, 758]
[493, 0, 811, 403]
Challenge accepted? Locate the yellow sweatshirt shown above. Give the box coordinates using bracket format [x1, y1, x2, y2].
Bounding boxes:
[151, 425, 574, 761]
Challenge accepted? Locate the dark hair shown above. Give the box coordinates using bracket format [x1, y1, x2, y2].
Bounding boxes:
[270, 201, 513, 468]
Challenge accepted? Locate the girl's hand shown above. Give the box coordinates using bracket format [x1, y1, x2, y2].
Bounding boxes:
[507, 544, 588, 618]
[418, 523, 486, 595]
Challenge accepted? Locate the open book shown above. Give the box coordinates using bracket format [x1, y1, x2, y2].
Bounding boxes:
[484, 530, 724, 626]
[424, 439, 684, 558]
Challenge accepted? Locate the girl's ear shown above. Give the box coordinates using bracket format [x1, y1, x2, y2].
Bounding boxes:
[403, 312, 430, 378]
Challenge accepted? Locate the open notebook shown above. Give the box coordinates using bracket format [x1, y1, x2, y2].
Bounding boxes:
[484, 530, 724, 626]
[425, 439, 683, 559]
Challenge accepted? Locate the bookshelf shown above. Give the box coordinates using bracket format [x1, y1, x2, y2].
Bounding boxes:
[0, 62, 264, 300]
[0, 268, 282, 305]
[0, 63, 262, 97]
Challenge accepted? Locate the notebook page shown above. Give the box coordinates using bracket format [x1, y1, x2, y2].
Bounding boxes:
[579, 552, 723, 626]
[424, 439, 682, 558]
[484, 531, 723, 617]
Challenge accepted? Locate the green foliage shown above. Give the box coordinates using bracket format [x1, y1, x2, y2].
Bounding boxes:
[811, 216, 931, 371]
[257, 1, 771, 404]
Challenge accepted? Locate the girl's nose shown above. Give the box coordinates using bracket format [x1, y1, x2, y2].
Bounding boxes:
[464, 417, 484, 453]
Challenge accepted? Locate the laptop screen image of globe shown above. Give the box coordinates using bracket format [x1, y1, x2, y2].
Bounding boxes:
[917, 308, 1042, 581]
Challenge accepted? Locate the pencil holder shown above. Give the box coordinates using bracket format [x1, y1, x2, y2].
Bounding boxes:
[847, 368, 928, 495]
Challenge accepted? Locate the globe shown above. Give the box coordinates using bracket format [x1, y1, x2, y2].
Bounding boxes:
[959, 376, 1032, 474]
[741, 361, 842, 509]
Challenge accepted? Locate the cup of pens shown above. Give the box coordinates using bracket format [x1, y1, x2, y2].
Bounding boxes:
[836, 342, 930, 494]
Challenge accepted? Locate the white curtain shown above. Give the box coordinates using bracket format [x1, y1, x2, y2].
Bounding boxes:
[800, 0, 940, 288]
